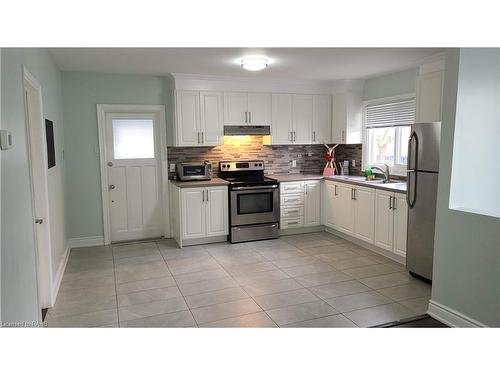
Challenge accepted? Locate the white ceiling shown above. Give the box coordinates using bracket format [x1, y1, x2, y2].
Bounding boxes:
[49, 48, 443, 81]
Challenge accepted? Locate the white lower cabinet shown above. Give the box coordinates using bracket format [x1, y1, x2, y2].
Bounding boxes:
[325, 181, 375, 243]
[374, 190, 408, 257]
[172, 184, 228, 246]
[280, 180, 321, 229]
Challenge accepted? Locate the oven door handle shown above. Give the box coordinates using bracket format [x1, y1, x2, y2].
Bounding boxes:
[231, 185, 279, 191]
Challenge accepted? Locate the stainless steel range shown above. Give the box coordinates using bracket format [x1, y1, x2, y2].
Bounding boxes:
[219, 160, 280, 243]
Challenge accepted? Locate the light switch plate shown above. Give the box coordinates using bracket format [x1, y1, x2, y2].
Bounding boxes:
[0, 130, 13, 150]
[169, 163, 176, 172]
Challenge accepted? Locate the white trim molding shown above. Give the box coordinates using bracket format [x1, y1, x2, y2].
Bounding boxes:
[50, 243, 70, 306]
[67, 236, 105, 249]
[427, 300, 488, 328]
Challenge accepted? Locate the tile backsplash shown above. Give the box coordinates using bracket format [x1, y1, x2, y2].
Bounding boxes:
[167, 136, 363, 177]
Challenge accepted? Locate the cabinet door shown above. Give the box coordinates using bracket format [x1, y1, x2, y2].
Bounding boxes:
[224, 92, 248, 125]
[353, 187, 375, 244]
[335, 184, 355, 235]
[271, 93, 293, 144]
[247, 93, 271, 125]
[176, 90, 200, 146]
[393, 193, 408, 257]
[205, 187, 228, 237]
[181, 188, 205, 239]
[292, 94, 313, 144]
[416, 71, 444, 123]
[374, 190, 394, 252]
[331, 92, 347, 144]
[200, 91, 223, 146]
[304, 181, 321, 226]
[312, 95, 331, 144]
[324, 182, 337, 228]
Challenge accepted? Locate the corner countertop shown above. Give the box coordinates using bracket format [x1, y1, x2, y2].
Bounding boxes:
[270, 173, 407, 193]
[169, 178, 229, 188]
[270, 174, 325, 182]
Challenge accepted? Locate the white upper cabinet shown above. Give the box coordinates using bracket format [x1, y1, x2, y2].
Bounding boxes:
[416, 70, 444, 123]
[247, 93, 271, 125]
[292, 94, 313, 144]
[312, 95, 332, 144]
[271, 94, 294, 144]
[175, 90, 222, 146]
[223, 92, 248, 125]
[175, 90, 200, 146]
[200, 91, 223, 146]
[224, 92, 271, 126]
[331, 90, 362, 144]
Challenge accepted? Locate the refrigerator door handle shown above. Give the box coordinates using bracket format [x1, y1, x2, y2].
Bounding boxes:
[408, 130, 419, 171]
[407, 169, 417, 208]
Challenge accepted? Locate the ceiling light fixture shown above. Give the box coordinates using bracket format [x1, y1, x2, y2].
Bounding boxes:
[240, 57, 269, 71]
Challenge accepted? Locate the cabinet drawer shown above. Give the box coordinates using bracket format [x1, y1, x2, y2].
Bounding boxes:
[281, 194, 304, 206]
[281, 216, 304, 229]
[280, 182, 304, 194]
[281, 205, 304, 218]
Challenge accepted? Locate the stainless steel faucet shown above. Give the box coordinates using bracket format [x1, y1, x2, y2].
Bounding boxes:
[371, 164, 391, 183]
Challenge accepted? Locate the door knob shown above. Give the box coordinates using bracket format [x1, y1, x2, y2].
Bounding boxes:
[35, 218, 43, 224]
[107, 162, 113, 167]
[109, 184, 115, 190]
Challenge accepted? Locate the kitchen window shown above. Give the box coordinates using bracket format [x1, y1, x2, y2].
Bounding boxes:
[363, 95, 416, 175]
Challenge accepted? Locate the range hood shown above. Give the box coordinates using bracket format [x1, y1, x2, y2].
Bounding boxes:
[224, 125, 271, 136]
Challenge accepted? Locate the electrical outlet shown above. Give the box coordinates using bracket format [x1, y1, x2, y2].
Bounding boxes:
[352, 159, 356, 167]
[169, 163, 176, 172]
[291, 160, 297, 168]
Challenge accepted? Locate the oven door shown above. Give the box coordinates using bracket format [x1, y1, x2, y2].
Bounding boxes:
[230, 186, 279, 226]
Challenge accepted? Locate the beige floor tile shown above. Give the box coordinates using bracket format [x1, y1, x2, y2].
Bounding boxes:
[59, 276, 115, 292]
[314, 250, 360, 261]
[167, 255, 221, 275]
[377, 281, 431, 301]
[118, 297, 188, 322]
[50, 293, 117, 318]
[213, 252, 266, 266]
[344, 303, 415, 327]
[117, 276, 176, 295]
[184, 287, 249, 309]
[115, 261, 171, 284]
[266, 300, 338, 326]
[242, 277, 303, 297]
[282, 262, 337, 277]
[308, 280, 371, 299]
[224, 262, 278, 276]
[117, 286, 182, 307]
[173, 268, 231, 285]
[253, 288, 320, 310]
[328, 256, 383, 270]
[398, 297, 430, 315]
[191, 298, 262, 325]
[294, 270, 353, 287]
[114, 253, 164, 266]
[233, 269, 290, 285]
[359, 271, 413, 289]
[256, 249, 308, 261]
[120, 310, 196, 328]
[272, 256, 323, 269]
[46, 308, 118, 328]
[282, 314, 357, 328]
[325, 291, 393, 313]
[300, 244, 348, 256]
[201, 312, 277, 328]
[177, 276, 238, 296]
[343, 263, 403, 279]
[113, 242, 160, 259]
[160, 247, 209, 261]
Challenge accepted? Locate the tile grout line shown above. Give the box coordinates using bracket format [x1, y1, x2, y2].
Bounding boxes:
[157, 241, 199, 328]
[111, 244, 121, 327]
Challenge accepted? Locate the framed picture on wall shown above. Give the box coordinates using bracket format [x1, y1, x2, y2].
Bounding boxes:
[45, 119, 56, 169]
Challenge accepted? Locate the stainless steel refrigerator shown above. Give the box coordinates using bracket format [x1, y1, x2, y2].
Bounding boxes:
[406, 122, 441, 281]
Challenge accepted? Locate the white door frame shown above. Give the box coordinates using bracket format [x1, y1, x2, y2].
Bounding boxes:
[22, 66, 53, 309]
[97, 104, 170, 245]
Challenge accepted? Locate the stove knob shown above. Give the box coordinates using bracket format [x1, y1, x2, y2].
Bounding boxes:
[259, 163, 262, 167]
[226, 164, 230, 169]
[254, 163, 258, 167]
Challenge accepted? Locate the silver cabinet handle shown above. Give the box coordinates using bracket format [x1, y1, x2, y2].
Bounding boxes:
[305, 185, 308, 194]
[206, 189, 209, 202]
[287, 221, 299, 225]
[341, 130, 345, 142]
[201, 132, 204, 144]
[232, 185, 279, 191]
[392, 196, 397, 210]
[293, 131, 296, 142]
[35, 218, 43, 224]
[334, 185, 337, 196]
[286, 209, 300, 213]
[202, 190, 204, 202]
[109, 184, 115, 190]
[197, 132, 200, 144]
[313, 131, 316, 142]
[249, 112, 251, 124]
[245, 111, 248, 124]
[389, 196, 393, 210]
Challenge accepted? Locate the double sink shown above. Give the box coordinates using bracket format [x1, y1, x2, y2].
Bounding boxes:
[327, 175, 407, 192]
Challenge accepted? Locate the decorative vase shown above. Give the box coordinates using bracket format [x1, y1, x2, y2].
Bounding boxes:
[323, 167, 335, 176]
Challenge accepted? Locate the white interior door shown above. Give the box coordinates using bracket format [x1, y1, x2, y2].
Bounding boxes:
[105, 112, 164, 242]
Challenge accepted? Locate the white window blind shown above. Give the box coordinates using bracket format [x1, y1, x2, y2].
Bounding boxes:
[365, 98, 416, 128]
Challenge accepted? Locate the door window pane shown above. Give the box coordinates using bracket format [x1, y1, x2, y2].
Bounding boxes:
[112, 119, 155, 159]
[237, 192, 273, 214]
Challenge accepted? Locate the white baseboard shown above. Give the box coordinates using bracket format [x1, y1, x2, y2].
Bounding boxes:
[51, 243, 70, 306]
[427, 300, 487, 327]
[280, 225, 324, 236]
[67, 236, 105, 249]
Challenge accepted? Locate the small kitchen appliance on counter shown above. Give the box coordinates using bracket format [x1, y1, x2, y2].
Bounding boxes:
[176, 161, 212, 181]
[219, 160, 280, 243]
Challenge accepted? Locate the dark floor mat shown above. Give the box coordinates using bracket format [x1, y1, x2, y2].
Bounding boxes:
[373, 314, 448, 328]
